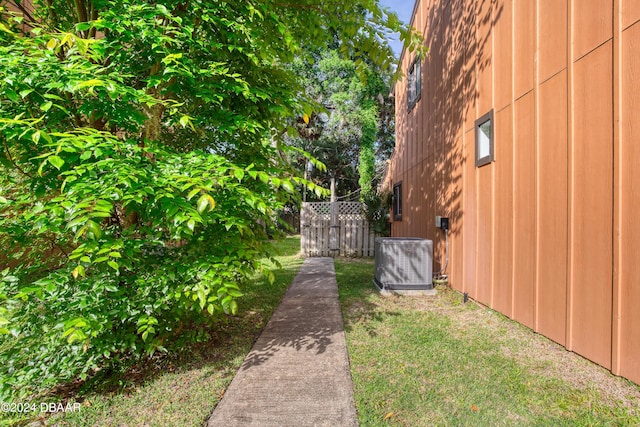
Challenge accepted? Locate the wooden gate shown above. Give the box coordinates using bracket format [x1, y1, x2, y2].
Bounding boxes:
[300, 202, 375, 257]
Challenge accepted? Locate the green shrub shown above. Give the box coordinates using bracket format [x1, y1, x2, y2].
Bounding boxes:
[0, 0, 418, 401]
[0, 132, 306, 399]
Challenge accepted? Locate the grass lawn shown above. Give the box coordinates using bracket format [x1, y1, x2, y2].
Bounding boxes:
[335, 257, 640, 426]
[8, 241, 639, 426]
[3, 236, 303, 427]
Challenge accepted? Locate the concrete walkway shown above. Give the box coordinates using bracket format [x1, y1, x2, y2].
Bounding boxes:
[207, 257, 358, 427]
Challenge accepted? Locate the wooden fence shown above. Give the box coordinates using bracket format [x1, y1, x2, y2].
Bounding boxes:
[300, 202, 375, 257]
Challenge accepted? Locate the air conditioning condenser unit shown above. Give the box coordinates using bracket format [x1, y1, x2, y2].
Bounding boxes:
[374, 238, 433, 291]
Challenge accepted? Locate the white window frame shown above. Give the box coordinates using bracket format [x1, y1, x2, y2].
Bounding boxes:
[475, 110, 495, 167]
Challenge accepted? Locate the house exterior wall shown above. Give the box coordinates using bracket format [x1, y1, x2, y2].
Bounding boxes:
[387, 0, 640, 384]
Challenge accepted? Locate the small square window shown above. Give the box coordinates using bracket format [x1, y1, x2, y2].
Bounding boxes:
[393, 182, 402, 221]
[407, 58, 421, 111]
[475, 110, 494, 167]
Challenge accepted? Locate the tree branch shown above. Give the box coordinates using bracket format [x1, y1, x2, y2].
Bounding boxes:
[2, 138, 33, 179]
[7, 1, 36, 25]
[44, 0, 59, 28]
[73, 0, 88, 23]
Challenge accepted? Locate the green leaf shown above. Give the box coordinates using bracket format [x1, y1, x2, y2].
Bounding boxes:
[5, 89, 19, 102]
[197, 194, 215, 213]
[73, 79, 105, 90]
[187, 187, 200, 200]
[86, 220, 102, 238]
[230, 300, 238, 315]
[40, 101, 53, 112]
[179, 115, 194, 130]
[48, 156, 65, 170]
[266, 269, 275, 284]
[281, 180, 294, 193]
[107, 260, 119, 271]
[227, 289, 243, 298]
[72, 264, 85, 279]
[76, 22, 91, 31]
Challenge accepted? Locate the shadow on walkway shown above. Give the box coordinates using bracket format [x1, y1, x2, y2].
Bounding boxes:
[207, 257, 358, 427]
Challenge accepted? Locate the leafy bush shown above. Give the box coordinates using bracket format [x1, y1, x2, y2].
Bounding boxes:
[0, 10, 322, 400]
[0, 0, 418, 401]
[0, 126, 318, 399]
[362, 191, 392, 236]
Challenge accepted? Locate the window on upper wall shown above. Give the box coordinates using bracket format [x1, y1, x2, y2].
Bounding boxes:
[407, 57, 421, 111]
[393, 182, 402, 221]
[475, 110, 494, 167]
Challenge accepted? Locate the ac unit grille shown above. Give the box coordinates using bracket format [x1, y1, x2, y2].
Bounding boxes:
[374, 238, 433, 290]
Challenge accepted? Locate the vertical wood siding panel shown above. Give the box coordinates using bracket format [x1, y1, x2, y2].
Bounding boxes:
[493, 106, 515, 317]
[463, 129, 478, 296]
[494, 0, 513, 110]
[451, 135, 465, 291]
[513, 0, 536, 99]
[422, 161, 429, 239]
[623, 0, 640, 29]
[513, 92, 536, 329]
[477, 0, 493, 115]
[618, 22, 640, 383]
[441, 1, 452, 160]
[462, 0, 477, 295]
[428, 153, 436, 240]
[427, 0, 437, 165]
[463, 0, 477, 133]
[419, 31, 427, 196]
[440, 1, 452, 251]
[476, 165, 493, 305]
[572, 0, 613, 60]
[432, 4, 444, 254]
[446, 0, 466, 292]
[410, 99, 416, 172]
[471, 0, 494, 304]
[390, 0, 640, 387]
[435, 9, 444, 157]
[400, 54, 408, 198]
[406, 166, 413, 236]
[450, 0, 466, 144]
[570, 42, 613, 369]
[538, 0, 568, 82]
[536, 71, 569, 345]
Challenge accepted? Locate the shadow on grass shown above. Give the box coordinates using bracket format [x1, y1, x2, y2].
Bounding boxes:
[334, 257, 401, 337]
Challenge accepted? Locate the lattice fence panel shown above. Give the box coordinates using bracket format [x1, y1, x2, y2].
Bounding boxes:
[301, 202, 375, 257]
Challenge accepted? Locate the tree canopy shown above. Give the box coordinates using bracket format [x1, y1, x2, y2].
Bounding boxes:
[289, 50, 396, 201]
[0, 0, 420, 399]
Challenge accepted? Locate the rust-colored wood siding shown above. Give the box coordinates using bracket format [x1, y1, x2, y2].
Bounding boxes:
[387, 0, 640, 384]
